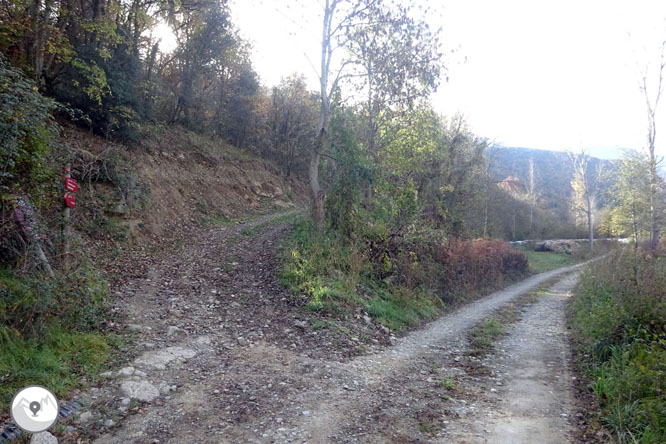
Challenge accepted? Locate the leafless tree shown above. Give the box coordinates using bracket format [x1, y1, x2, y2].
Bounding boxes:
[639, 38, 666, 249]
[568, 149, 602, 250]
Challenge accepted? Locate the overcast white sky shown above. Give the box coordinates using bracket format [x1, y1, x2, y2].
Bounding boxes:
[226, 0, 666, 159]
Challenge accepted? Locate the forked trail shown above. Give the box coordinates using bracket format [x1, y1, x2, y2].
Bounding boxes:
[65, 212, 585, 444]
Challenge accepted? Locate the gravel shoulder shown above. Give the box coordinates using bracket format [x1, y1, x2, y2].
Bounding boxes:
[58, 212, 587, 444]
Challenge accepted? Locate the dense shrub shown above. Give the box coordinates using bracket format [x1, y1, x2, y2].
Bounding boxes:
[282, 220, 529, 329]
[570, 250, 666, 443]
[0, 266, 110, 338]
[431, 238, 529, 302]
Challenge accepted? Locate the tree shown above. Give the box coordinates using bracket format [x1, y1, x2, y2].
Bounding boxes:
[639, 38, 666, 249]
[267, 75, 318, 177]
[527, 156, 537, 236]
[343, 1, 442, 200]
[308, 0, 442, 229]
[606, 150, 652, 248]
[569, 150, 601, 250]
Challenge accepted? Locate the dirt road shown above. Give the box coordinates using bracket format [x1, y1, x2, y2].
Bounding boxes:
[64, 212, 585, 444]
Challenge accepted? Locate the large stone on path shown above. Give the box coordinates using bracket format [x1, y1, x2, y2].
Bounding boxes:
[30, 432, 58, 444]
[120, 380, 160, 402]
[133, 347, 197, 370]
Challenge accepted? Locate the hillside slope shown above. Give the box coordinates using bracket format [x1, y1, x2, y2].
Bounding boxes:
[490, 147, 617, 206]
[62, 124, 307, 249]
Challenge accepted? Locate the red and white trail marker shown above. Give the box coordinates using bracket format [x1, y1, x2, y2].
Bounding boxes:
[64, 192, 76, 208]
[65, 177, 78, 192]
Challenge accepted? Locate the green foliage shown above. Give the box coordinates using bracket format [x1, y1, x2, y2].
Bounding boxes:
[0, 54, 57, 192]
[0, 326, 116, 409]
[281, 220, 442, 329]
[570, 251, 666, 443]
[601, 150, 657, 243]
[0, 266, 110, 337]
[0, 264, 117, 410]
[281, 217, 529, 330]
[325, 104, 372, 236]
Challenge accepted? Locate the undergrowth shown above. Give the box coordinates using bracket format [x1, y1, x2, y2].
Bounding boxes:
[0, 266, 119, 409]
[281, 221, 529, 331]
[569, 250, 666, 444]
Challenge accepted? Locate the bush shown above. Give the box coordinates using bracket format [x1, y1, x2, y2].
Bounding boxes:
[281, 220, 528, 329]
[0, 266, 110, 337]
[570, 250, 666, 443]
[431, 238, 528, 303]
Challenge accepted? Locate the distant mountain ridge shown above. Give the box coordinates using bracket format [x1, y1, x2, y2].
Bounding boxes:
[489, 146, 618, 213]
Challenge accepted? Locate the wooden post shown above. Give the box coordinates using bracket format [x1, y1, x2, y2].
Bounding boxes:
[63, 164, 72, 272]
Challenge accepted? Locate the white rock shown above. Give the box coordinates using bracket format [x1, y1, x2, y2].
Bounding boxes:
[120, 380, 160, 402]
[118, 366, 135, 377]
[30, 432, 58, 444]
[134, 347, 197, 370]
[104, 419, 115, 427]
[77, 411, 93, 423]
[167, 326, 184, 337]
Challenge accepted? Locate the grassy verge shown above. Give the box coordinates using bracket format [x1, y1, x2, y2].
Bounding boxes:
[0, 267, 120, 410]
[520, 249, 578, 274]
[280, 222, 443, 331]
[569, 250, 666, 444]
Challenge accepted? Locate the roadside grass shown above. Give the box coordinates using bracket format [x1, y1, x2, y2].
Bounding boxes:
[0, 328, 121, 407]
[521, 249, 578, 274]
[0, 267, 120, 410]
[239, 211, 300, 238]
[569, 250, 666, 444]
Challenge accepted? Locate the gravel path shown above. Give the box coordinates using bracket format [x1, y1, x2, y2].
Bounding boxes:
[442, 273, 582, 443]
[59, 212, 587, 444]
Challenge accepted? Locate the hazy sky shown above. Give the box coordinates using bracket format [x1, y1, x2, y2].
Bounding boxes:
[227, 0, 666, 159]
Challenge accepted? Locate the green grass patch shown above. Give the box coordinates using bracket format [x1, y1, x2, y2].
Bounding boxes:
[469, 318, 504, 351]
[0, 267, 119, 410]
[522, 250, 577, 274]
[569, 250, 666, 444]
[0, 327, 119, 408]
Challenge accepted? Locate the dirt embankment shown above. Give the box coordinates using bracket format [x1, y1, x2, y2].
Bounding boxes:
[62, 124, 307, 247]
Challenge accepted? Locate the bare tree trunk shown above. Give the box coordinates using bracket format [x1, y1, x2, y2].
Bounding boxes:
[641, 39, 665, 249]
[632, 205, 639, 250]
[310, 0, 334, 230]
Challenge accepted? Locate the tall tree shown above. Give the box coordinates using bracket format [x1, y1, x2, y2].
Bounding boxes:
[527, 156, 537, 236]
[606, 150, 652, 248]
[569, 150, 601, 250]
[344, 1, 442, 200]
[309, 0, 442, 228]
[640, 38, 666, 249]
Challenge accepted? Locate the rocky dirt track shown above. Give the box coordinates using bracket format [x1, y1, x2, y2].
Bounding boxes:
[60, 212, 587, 444]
